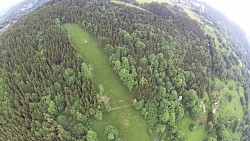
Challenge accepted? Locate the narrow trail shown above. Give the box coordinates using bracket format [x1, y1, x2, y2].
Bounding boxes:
[109, 105, 131, 111]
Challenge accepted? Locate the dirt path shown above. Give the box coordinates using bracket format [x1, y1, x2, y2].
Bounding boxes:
[110, 105, 131, 111]
[197, 113, 208, 124]
[153, 136, 158, 141]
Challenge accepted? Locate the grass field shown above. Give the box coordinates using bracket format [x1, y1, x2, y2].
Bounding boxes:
[179, 114, 208, 141]
[111, 0, 146, 11]
[178, 77, 245, 141]
[216, 88, 244, 120]
[136, 0, 171, 3]
[63, 23, 151, 141]
[93, 107, 151, 141]
[211, 78, 244, 120]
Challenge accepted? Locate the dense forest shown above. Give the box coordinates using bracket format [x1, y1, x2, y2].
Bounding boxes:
[0, 0, 250, 140]
[192, 1, 250, 70]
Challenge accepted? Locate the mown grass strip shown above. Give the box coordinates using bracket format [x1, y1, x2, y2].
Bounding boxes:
[63, 23, 151, 141]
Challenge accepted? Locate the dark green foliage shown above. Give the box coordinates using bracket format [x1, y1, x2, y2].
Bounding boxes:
[94, 111, 103, 121]
[216, 125, 231, 141]
[227, 94, 232, 103]
[133, 99, 144, 110]
[0, 0, 250, 140]
[240, 96, 245, 106]
[104, 125, 119, 141]
[0, 1, 102, 140]
[189, 123, 195, 131]
[87, 130, 98, 141]
[208, 137, 217, 141]
[198, 2, 250, 70]
[183, 89, 202, 118]
[206, 121, 214, 133]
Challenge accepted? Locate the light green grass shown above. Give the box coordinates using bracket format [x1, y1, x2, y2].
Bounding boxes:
[64, 23, 129, 108]
[63, 23, 151, 141]
[211, 78, 244, 120]
[93, 107, 151, 141]
[216, 89, 244, 120]
[111, 0, 146, 11]
[183, 7, 202, 22]
[179, 114, 207, 141]
[203, 26, 224, 51]
[136, 0, 172, 4]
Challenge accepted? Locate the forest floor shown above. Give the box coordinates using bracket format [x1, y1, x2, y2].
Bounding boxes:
[63, 23, 151, 141]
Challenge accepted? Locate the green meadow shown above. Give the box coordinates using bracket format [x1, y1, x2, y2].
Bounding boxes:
[63, 23, 151, 141]
[179, 113, 208, 141]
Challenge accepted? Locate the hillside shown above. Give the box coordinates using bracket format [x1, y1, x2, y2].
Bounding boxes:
[0, 0, 249, 141]
[0, 0, 50, 30]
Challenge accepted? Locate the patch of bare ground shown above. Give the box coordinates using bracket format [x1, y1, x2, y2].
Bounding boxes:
[89, 64, 94, 71]
[101, 95, 110, 104]
[197, 113, 208, 124]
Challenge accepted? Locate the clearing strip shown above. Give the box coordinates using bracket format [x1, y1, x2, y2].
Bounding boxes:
[63, 23, 151, 141]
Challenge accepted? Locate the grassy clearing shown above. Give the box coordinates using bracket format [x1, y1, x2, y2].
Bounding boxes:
[179, 114, 207, 141]
[216, 88, 244, 120]
[183, 7, 202, 22]
[63, 23, 130, 108]
[211, 78, 244, 120]
[93, 106, 151, 141]
[110, 0, 146, 11]
[179, 77, 244, 141]
[203, 25, 224, 51]
[136, 0, 171, 4]
[63, 23, 151, 141]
